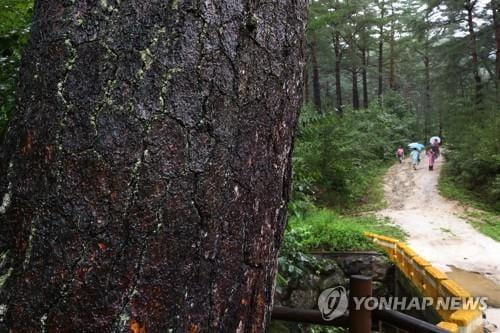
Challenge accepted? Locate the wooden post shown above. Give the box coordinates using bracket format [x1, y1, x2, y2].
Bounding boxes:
[349, 275, 373, 333]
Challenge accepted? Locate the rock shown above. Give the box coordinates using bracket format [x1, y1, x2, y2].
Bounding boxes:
[319, 272, 346, 290]
[339, 257, 370, 276]
[372, 255, 391, 281]
[320, 260, 341, 275]
[289, 289, 319, 309]
[372, 281, 390, 297]
[304, 274, 321, 289]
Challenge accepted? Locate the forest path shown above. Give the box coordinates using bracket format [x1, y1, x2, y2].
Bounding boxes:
[378, 152, 500, 327]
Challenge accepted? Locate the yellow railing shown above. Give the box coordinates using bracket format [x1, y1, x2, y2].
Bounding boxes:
[364, 232, 483, 333]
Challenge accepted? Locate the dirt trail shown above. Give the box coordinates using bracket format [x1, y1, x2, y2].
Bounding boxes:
[378, 153, 500, 328]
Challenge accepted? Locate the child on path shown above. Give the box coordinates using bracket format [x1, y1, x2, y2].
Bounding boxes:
[410, 148, 420, 170]
[396, 147, 404, 163]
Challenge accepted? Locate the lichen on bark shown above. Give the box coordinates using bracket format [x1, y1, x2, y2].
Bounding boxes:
[0, 0, 307, 331]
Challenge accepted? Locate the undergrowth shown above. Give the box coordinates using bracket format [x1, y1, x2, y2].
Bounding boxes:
[284, 209, 406, 253]
[439, 174, 500, 241]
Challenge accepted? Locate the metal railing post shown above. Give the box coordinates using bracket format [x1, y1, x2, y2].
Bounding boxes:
[349, 275, 372, 333]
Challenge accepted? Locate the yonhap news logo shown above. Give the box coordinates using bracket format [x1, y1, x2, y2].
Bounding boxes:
[317, 286, 348, 321]
[317, 286, 488, 321]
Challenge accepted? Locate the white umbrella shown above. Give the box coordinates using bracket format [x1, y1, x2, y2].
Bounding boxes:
[429, 136, 441, 145]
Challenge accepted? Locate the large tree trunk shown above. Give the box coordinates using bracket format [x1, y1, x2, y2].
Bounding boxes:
[362, 47, 369, 108]
[465, 0, 482, 108]
[0, 0, 307, 331]
[311, 34, 322, 111]
[334, 32, 343, 114]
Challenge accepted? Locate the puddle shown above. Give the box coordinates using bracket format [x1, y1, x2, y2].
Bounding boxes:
[447, 266, 500, 308]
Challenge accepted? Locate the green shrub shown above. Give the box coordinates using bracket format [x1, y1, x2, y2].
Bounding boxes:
[284, 208, 406, 252]
[290, 95, 417, 213]
[441, 104, 500, 212]
[0, 0, 34, 139]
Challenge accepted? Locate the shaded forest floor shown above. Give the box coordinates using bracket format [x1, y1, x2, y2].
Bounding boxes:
[377, 153, 500, 327]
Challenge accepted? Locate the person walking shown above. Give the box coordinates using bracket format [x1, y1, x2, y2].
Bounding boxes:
[426, 147, 436, 171]
[396, 146, 405, 163]
[410, 148, 420, 170]
[431, 138, 440, 160]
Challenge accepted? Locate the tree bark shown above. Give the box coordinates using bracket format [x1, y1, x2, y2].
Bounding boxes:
[352, 67, 360, 109]
[304, 62, 310, 104]
[378, 0, 385, 103]
[325, 80, 332, 106]
[362, 47, 369, 108]
[311, 34, 322, 111]
[388, 3, 396, 91]
[465, 0, 482, 108]
[493, 0, 500, 100]
[424, 55, 432, 138]
[0, 0, 307, 331]
[424, 9, 432, 138]
[334, 31, 343, 114]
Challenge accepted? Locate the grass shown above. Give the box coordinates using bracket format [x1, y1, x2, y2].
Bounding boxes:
[353, 163, 390, 213]
[439, 176, 500, 241]
[460, 210, 500, 241]
[439, 227, 455, 236]
[286, 208, 406, 252]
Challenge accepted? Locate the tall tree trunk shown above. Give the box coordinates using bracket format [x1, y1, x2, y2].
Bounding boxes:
[377, 0, 385, 103]
[352, 67, 360, 109]
[362, 47, 369, 108]
[493, 0, 500, 101]
[0, 1, 307, 331]
[439, 108, 443, 139]
[465, 0, 482, 108]
[325, 80, 332, 106]
[311, 34, 322, 111]
[424, 9, 432, 138]
[424, 55, 432, 138]
[334, 32, 343, 114]
[304, 63, 310, 104]
[388, 3, 396, 91]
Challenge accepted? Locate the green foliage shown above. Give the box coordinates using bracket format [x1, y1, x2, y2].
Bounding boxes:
[268, 321, 347, 333]
[290, 95, 417, 214]
[285, 209, 406, 252]
[0, 0, 33, 139]
[440, 103, 500, 212]
[439, 172, 500, 241]
[465, 210, 500, 242]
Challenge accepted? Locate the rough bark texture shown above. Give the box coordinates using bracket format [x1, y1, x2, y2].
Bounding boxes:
[0, 0, 307, 331]
[311, 35, 322, 111]
[465, 0, 482, 108]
